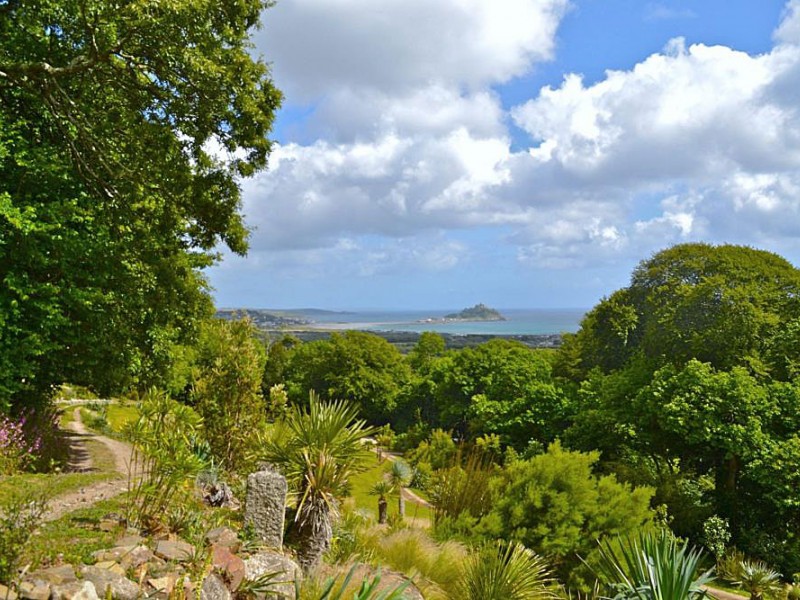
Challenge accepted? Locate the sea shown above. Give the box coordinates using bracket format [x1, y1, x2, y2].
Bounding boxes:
[303, 308, 587, 336]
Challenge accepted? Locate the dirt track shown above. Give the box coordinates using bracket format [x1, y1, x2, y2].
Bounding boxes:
[42, 408, 133, 522]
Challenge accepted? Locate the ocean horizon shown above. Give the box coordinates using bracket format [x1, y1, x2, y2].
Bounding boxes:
[299, 308, 587, 335]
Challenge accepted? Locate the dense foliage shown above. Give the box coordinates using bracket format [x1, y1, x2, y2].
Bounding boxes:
[0, 0, 281, 409]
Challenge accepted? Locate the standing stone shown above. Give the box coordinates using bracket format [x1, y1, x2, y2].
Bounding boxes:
[244, 468, 287, 548]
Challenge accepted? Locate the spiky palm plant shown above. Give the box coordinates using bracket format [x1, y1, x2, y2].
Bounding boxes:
[262, 391, 375, 572]
[452, 540, 555, 600]
[369, 480, 395, 524]
[737, 560, 781, 600]
[593, 529, 714, 600]
[386, 460, 412, 518]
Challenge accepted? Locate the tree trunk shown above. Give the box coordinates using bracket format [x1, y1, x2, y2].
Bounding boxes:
[378, 497, 388, 524]
[398, 490, 405, 518]
[294, 503, 332, 573]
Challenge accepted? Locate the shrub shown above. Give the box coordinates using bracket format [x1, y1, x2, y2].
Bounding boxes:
[478, 442, 655, 582]
[0, 488, 49, 584]
[124, 390, 207, 531]
[737, 561, 782, 600]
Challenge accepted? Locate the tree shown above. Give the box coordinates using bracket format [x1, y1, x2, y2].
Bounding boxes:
[434, 340, 566, 449]
[262, 392, 375, 572]
[567, 244, 800, 377]
[279, 332, 411, 424]
[0, 0, 281, 409]
[190, 318, 266, 471]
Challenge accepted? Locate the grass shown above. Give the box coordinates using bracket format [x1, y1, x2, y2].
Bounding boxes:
[348, 457, 432, 524]
[23, 496, 128, 569]
[105, 404, 139, 433]
[0, 472, 113, 505]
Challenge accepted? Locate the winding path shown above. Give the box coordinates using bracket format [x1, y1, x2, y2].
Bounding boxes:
[43, 408, 134, 522]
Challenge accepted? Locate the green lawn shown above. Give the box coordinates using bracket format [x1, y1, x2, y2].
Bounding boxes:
[105, 403, 139, 432]
[348, 457, 432, 524]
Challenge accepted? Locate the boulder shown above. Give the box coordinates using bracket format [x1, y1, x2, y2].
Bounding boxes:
[211, 545, 245, 591]
[17, 581, 49, 600]
[80, 566, 140, 600]
[205, 527, 240, 551]
[26, 565, 76, 586]
[243, 552, 300, 600]
[50, 581, 98, 600]
[0, 584, 18, 600]
[154, 540, 194, 562]
[200, 574, 231, 600]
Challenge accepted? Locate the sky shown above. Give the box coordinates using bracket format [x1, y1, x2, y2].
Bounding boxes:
[208, 0, 800, 311]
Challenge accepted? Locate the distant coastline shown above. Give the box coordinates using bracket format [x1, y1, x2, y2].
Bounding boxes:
[216, 307, 586, 349]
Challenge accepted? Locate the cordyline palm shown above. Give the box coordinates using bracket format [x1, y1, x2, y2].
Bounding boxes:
[369, 480, 394, 524]
[593, 529, 714, 600]
[386, 460, 411, 518]
[262, 391, 375, 572]
[737, 560, 782, 600]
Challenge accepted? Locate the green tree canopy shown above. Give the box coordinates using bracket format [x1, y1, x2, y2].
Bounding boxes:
[562, 243, 800, 378]
[274, 331, 412, 424]
[0, 0, 281, 408]
[433, 339, 566, 449]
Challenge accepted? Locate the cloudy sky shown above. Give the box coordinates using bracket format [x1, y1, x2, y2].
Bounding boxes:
[208, 0, 800, 310]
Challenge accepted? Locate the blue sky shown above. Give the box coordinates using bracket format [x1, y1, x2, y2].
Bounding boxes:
[209, 0, 800, 310]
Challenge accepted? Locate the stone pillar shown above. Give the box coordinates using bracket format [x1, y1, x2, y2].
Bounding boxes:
[244, 467, 288, 549]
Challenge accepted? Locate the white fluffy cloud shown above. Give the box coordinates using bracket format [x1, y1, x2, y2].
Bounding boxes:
[256, 0, 570, 98]
[239, 0, 800, 280]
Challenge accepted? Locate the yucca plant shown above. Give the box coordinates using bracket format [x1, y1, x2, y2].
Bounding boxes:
[452, 540, 555, 600]
[369, 480, 395, 524]
[593, 529, 714, 600]
[736, 561, 781, 600]
[262, 391, 375, 572]
[386, 461, 412, 518]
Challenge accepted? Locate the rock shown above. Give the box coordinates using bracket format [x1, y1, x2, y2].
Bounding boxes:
[80, 566, 139, 600]
[50, 581, 98, 600]
[18, 581, 49, 600]
[92, 546, 135, 563]
[154, 540, 194, 562]
[0, 584, 18, 600]
[26, 565, 76, 585]
[114, 535, 144, 547]
[205, 527, 240, 551]
[243, 552, 300, 600]
[211, 545, 245, 591]
[119, 546, 154, 570]
[91, 562, 126, 578]
[200, 574, 231, 600]
[146, 575, 178, 597]
[244, 469, 287, 549]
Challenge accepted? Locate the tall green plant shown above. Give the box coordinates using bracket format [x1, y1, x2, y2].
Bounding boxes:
[593, 529, 714, 600]
[387, 461, 411, 519]
[452, 540, 554, 600]
[430, 448, 494, 526]
[124, 390, 206, 530]
[191, 318, 267, 471]
[262, 392, 375, 572]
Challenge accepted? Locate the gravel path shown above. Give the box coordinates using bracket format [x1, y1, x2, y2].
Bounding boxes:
[42, 408, 134, 523]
